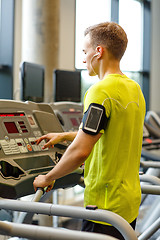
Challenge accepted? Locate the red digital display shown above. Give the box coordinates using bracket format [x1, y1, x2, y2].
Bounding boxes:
[0, 113, 25, 117]
[70, 118, 79, 126]
[4, 122, 19, 134]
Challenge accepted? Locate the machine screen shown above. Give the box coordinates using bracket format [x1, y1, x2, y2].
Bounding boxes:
[14, 155, 55, 171]
[4, 122, 19, 134]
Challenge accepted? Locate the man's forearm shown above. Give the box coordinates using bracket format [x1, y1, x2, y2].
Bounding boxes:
[33, 130, 101, 190]
[45, 141, 86, 183]
[61, 131, 78, 142]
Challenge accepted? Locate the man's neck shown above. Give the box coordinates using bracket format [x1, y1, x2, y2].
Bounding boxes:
[97, 50, 123, 80]
[98, 65, 123, 80]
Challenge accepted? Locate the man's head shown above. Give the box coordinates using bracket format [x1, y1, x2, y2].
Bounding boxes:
[84, 22, 128, 61]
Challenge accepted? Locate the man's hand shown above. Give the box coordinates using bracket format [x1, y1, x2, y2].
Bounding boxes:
[33, 130, 101, 193]
[33, 174, 55, 192]
[35, 133, 65, 149]
[35, 132, 77, 149]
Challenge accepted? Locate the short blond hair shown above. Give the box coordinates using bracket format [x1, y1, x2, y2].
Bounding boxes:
[84, 22, 128, 60]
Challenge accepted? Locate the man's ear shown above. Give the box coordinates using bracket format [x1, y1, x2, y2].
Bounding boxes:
[96, 46, 104, 58]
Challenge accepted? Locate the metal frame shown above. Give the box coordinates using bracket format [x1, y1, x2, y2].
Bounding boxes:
[142, 0, 151, 111]
[139, 160, 160, 238]
[111, 0, 119, 23]
[0, 196, 138, 240]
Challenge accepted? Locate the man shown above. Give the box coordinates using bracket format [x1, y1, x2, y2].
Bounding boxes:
[33, 22, 146, 239]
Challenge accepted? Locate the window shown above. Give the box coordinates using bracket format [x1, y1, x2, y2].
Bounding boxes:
[119, 0, 150, 109]
[75, 0, 150, 109]
[119, 0, 143, 72]
[75, 0, 111, 70]
[75, 0, 111, 100]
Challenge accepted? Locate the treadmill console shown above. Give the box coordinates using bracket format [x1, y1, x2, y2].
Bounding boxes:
[50, 101, 83, 132]
[0, 100, 81, 199]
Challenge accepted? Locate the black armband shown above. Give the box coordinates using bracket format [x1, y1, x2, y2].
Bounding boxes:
[82, 103, 108, 135]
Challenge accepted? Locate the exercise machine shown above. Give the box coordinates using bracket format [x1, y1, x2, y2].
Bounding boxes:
[50, 101, 83, 132]
[0, 100, 83, 199]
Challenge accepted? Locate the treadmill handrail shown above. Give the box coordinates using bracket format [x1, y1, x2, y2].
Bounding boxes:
[138, 217, 160, 240]
[139, 174, 160, 185]
[0, 221, 117, 240]
[0, 199, 138, 240]
[141, 149, 160, 161]
[140, 160, 160, 169]
[140, 184, 160, 195]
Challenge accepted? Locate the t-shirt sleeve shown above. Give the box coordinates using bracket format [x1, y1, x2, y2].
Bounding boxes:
[83, 84, 111, 119]
[79, 84, 111, 133]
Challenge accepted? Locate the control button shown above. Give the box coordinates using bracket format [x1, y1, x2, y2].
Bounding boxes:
[39, 140, 48, 151]
[15, 138, 28, 153]
[24, 138, 29, 144]
[28, 137, 42, 152]
[4, 136, 9, 141]
[27, 144, 32, 152]
[32, 145, 40, 151]
[33, 131, 42, 137]
[10, 139, 20, 154]
[28, 137, 36, 142]
[19, 147, 28, 153]
[0, 139, 20, 155]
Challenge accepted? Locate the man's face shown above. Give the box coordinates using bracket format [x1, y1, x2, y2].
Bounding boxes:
[82, 34, 97, 76]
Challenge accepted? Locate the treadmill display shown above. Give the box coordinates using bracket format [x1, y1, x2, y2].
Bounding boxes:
[4, 122, 19, 134]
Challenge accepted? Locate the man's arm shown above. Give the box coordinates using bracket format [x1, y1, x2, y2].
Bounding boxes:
[33, 129, 101, 191]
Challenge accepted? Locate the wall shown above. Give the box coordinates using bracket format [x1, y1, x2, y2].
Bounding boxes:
[13, 0, 75, 102]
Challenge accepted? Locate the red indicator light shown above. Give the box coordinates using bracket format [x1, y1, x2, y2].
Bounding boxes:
[146, 138, 152, 144]
[0, 112, 25, 117]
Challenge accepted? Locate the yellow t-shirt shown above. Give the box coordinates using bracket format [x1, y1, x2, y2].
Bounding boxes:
[83, 74, 146, 224]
